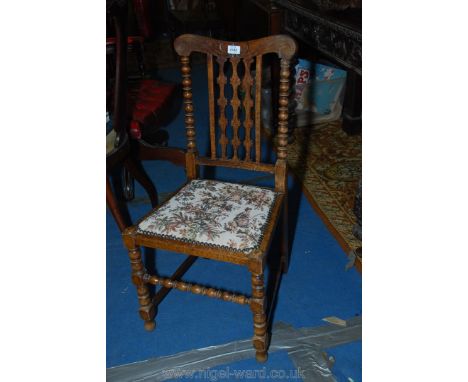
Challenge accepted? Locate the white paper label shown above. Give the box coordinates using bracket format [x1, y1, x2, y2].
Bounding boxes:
[227, 45, 241, 55]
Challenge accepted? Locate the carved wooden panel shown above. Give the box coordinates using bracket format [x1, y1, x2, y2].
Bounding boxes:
[209, 55, 262, 162]
[204, 54, 291, 162]
[279, 0, 362, 74]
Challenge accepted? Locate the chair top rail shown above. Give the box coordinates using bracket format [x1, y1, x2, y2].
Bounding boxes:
[174, 34, 297, 60]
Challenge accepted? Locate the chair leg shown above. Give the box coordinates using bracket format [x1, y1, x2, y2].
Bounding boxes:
[124, 156, 158, 208]
[121, 166, 135, 201]
[280, 198, 289, 274]
[123, 230, 156, 331]
[106, 176, 129, 232]
[250, 272, 268, 363]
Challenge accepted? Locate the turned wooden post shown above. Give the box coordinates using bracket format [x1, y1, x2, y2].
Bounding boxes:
[122, 228, 156, 331]
[274, 58, 291, 193]
[276, 58, 291, 271]
[145, 274, 251, 305]
[276, 59, 290, 162]
[250, 271, 268, 363]
[180, 55, 198, 179]
[215, 56, 228, 159]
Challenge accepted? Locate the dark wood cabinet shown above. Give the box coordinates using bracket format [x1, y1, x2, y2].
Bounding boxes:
[239, 0, 362, 133]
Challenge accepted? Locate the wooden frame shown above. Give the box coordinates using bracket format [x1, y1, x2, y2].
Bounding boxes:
[122, 33, 297, 363]
[106, 1, 186, 232]
[106, 1, 159, 232]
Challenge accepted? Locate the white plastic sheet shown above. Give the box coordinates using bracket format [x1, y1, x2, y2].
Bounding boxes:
[107, 317, 361, 382]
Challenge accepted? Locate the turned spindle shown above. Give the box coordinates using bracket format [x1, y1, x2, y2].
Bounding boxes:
[250, 272, 268, 363]
[277, 58, 290, 161]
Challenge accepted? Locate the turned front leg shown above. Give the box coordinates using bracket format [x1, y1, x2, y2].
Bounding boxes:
[123, 229, 156, 331]
[250, 272, 268, 363]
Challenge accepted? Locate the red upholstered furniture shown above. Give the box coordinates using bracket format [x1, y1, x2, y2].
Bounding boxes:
[106, 37, 178, 144]
[128, 79, 177, 140]
[107, 19, 181, 201]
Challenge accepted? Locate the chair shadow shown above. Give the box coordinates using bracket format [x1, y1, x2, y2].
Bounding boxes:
[144, 247, 157, 297]
[265, 227, 283, 334]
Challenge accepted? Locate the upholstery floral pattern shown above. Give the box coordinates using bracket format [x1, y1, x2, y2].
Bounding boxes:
[137, 180, 278, 253]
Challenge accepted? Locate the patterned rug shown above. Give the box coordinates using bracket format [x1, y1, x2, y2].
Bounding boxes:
[286, 121, 362, 254]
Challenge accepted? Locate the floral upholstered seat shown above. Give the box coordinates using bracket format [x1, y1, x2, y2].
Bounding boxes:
[137, 180, 278, 253]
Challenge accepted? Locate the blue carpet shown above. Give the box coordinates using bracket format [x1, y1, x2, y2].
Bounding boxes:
[107, 64, 362, 380]
[326, 341, 362, 382]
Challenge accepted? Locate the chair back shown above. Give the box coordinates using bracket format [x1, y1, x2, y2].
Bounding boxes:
[174, 34, 297, 192]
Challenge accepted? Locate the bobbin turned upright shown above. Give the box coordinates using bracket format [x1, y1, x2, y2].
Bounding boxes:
[122, 33, 297, 363]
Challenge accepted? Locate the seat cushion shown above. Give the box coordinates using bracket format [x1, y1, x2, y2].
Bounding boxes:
[137, 180, 278, 253]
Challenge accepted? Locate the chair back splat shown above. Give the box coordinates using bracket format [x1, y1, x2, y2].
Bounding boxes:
[174, 34, 297, 192]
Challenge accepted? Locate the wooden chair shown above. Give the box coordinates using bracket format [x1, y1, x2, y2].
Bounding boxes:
[122, 33, 297, 362]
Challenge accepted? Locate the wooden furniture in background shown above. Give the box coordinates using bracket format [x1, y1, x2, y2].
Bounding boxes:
[276, 0, 361, 133]
[107, 0, 186, 230]
[122, 33, 297, 362]
[107, 0, 150, 78]
[107, 1, 158, 231]
[240, 0, 362, 134]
